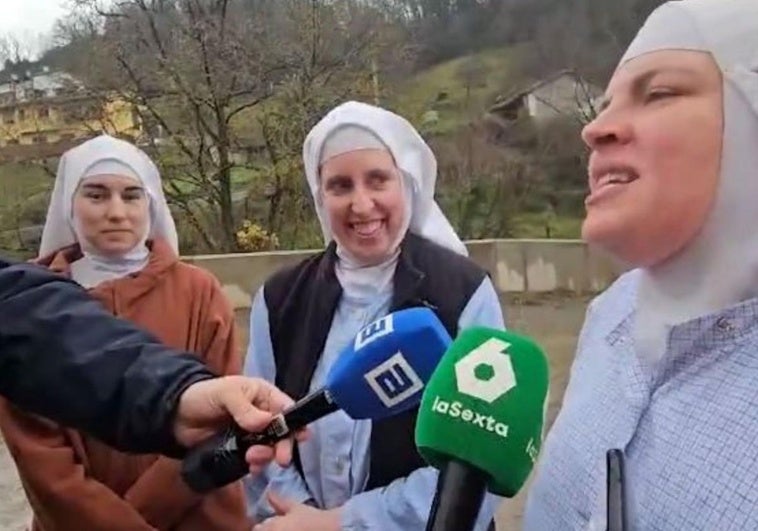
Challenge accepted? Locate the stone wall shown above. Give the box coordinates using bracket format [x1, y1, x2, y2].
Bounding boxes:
[183, 239, 626, 309]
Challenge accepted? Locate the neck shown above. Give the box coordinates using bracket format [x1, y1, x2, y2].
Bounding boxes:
[70, 240, 151, 288]
[334, 244, 400, 300]
[336, 244, 400, 268]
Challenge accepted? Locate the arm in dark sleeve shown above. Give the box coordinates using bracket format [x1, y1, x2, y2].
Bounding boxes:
[0, 258, 216, 458]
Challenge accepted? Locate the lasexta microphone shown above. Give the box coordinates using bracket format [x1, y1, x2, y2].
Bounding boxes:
[415, 327, 550, 531]
[182, 307, 451, 493]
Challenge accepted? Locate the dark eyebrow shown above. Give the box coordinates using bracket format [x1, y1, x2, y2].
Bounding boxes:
[633, 68, 663, 90]
[366, 168, 393, 178]
[81, 183, 144, 192]
[324, 174, 350, 181]
[81, 183, 108, 191]
[323, 174, 351, 186]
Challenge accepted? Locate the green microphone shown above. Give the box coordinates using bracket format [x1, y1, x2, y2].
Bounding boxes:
[415, 327, 550, 531]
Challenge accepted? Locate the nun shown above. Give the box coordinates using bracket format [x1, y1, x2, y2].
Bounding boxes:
[244, 101, 505, 530]
[0, 134, 251, 530]
[524, 1, 758, 529]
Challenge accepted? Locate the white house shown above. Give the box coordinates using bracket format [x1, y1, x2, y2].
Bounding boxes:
[488, 70, 603, 126]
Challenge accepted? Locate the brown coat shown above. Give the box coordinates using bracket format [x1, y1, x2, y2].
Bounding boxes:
[0, 239, 252, 531]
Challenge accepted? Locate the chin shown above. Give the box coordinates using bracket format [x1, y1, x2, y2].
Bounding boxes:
[343, 241, 394, 265]
[582, 216, 627, 254]
[583, 221, 656, 268]
[97, 241, 137, 256]
[581, 215, 604, 244]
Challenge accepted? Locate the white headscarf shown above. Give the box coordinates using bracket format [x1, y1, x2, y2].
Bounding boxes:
[617, 0, 758, 364]
[304, 101, 467, 255]
[303, 101, 467, 297]
[39, 134, 179, 288]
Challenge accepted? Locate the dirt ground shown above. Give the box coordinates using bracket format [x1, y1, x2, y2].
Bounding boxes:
[489, 295, 589, 529]
[0, 294, 590, 531]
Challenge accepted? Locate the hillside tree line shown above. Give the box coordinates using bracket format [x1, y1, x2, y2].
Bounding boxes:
[0, 0, 666, 255]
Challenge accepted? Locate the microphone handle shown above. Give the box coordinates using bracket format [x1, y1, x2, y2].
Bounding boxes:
[426, 460, 488, 531]
[238, 389, 339, 446]
[181, 389, 339, 493]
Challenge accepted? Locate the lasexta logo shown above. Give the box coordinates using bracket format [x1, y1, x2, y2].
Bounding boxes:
[354, 314, 394, 351]
[364, 352, 423, 408]
[431, 396, 509, 438]
[430, 338, 517, 437]
[454, 338, 516, 403]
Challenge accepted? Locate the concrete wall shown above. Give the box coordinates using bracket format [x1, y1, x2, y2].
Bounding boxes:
[183, 239, 626, 309]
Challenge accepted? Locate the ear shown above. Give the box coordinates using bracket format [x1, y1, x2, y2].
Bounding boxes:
[316, 186, 325, 207]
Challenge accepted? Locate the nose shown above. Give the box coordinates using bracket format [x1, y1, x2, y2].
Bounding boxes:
[105, 196, 128, 221]
[350, 186, 375, 215]
[581, 107, 633, 150]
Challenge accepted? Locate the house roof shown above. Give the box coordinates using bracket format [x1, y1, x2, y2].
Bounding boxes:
[489, 69, 593, 114]
[0, 60, 53, 84]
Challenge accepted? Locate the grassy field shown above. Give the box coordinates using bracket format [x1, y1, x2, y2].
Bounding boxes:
[0, 164, 52, 257]
[513, 212, 583, 239]
[0, 163, 52, 219]
[390, 46, 527, 135]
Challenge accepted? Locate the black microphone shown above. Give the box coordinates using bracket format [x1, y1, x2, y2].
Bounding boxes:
[425, 460, 489, 531]
[181, 307, 453, 493]
[606, 448, 630, 531]
[181, 390, 338, 493]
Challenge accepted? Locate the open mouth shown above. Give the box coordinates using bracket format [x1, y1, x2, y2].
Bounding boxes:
[586, 167, 640, 205]
[350, 220, 384, 238]
[596, 170, 639, 189]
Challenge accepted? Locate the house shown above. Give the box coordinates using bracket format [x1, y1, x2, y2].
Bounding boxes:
[0, 62, 143, 162]
[487, 70, 603, 127]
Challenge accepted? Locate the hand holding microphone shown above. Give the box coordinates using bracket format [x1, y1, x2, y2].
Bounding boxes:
[415, 327, 550, 531]
[181, 307, 452, 493]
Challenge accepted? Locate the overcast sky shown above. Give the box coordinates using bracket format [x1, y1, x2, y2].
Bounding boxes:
[0, 0, 68, 57]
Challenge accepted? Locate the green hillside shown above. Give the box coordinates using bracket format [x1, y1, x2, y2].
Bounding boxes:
[390, 46, 527, 135]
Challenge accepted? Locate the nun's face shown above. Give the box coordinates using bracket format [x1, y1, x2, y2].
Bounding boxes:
[581, 50, 723, 267]
[73, 174, 150, 256]
[319, 148, 406, 264]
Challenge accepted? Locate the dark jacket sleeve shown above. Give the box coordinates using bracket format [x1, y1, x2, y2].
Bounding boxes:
[0, 258, 216, 458]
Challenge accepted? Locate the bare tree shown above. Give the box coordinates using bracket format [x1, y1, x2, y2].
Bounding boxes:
[251, 0, 399, 247]
[58, 0, 290, 250]
[0, 34, 33, 65]
[57, 0, 400, 252]
[456, 56, 488, 117]
[433, 125, 540, 239]
[524, 0, 667, 84]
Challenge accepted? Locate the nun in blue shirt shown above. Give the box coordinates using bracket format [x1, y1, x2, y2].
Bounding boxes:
[524, 1, 758, 530]
[243, 101, 505, 531]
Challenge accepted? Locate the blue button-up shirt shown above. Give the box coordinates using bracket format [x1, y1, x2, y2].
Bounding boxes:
[524, 270, 758, 530]
[244, 276, 505, 530]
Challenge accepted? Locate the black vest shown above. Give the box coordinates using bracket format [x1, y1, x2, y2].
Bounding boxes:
[263, 233, 487, 489]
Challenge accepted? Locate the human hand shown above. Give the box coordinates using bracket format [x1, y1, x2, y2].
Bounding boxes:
[252, 491, 341, 531]
[174, 376, 308, 473]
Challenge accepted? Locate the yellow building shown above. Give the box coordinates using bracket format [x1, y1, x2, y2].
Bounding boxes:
[0, 66, 143, 162]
